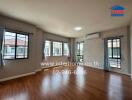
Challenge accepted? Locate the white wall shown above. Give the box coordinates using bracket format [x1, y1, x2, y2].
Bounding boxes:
[76, 26, 130, 75]
[43, 32, 69, 42]
[75, 36, 104, 69]
[0, 15, 44, 79]
[83, 38, 104, 69]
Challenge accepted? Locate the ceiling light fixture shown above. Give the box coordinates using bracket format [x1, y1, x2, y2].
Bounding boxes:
[74, 27, 82, 31]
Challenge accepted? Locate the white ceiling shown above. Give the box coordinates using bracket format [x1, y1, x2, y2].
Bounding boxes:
[0, 0, 132, 37]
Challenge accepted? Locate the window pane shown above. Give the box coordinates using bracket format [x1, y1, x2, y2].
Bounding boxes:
[76, 42, 84, 62]
[113, 47, 119, 58]
[53, 42, 62, 56]
[16, 34, 28, 58]
[64, 43, 69, 56]
[4, 32, 16, 59]
[80, 43, 84, 55]
[77, 43, 80, 55]
[112, 39, 120, 58]
[109, 58, 121, 68]
[113, 39, 117, 47]
[44, 40, 51, 56]
[116, 39, 120, 47]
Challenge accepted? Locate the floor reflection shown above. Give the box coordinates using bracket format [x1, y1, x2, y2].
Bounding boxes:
[76, 66, 86, 90]
[3, 92, 28, 100]
[51, 73, 62, 91]
[41, 69, 70, 94]
[108, 74, 123, 100]
[41, 76, 50, 94]
[62, 70, 69, 85]
[0, 66, 131, 100]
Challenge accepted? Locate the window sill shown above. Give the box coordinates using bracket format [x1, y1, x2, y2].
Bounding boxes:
[4, 58, 29, 60]
[110, 67, 121, 69]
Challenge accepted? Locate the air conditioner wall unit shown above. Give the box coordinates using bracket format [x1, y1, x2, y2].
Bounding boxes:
[85, 32, 100, 40]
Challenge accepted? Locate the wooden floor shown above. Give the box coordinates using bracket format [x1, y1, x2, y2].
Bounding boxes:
[0, 66, 131, 100]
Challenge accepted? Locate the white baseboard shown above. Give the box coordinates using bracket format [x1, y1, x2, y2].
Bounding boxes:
[35, 68, 42, 72]
[0, 66, 131, 82]
[0, 72, 36, 82]
[85, 66, 131, 76]
[42, 65, 62, 69]
[85, 65, 104, 70]
[0, 66, 62, 82]
[111, 70, 131, 76]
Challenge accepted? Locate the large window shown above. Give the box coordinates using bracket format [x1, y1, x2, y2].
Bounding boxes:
[3, 31, 29, 59]
[44, 40, 51, 56]
[44, 40, 69, 57]
[53, 42, 62, 56]
[63, 43, 69, 56]
[107, 38, 121, 68]
[76, 42, 84, 62]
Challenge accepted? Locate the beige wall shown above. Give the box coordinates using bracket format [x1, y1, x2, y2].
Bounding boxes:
[76, 26, 130, 75]
[84, 38, 104, 69]
[43, 32, 69, 42]
[69, 38, 75, 62]
[0, 15, 70, 80]
[0, 16, 41, 79]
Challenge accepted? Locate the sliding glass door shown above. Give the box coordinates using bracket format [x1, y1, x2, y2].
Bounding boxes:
[104, 38, 121, 71]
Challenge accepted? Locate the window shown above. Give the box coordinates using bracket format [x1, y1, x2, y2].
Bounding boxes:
[107, 38, 121, 68]
[79, 42, 84, 55]
[44, 40, 51, 56]
[3, 31, 29, 59]
[63, 43, 69, 56]
[108, 39, 121, 59]
[44, 41, 69, 57]
[76, 42, 84, 62]
[53, 42, 62, 56]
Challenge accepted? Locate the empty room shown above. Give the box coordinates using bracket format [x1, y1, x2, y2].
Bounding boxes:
[0, 0, 132, 100]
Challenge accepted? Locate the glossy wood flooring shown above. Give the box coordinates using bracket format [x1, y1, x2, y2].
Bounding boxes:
[0, 66, 131, 100]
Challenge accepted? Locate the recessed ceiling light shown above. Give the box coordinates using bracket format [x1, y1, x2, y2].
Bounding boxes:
[74, 27, 82, 31]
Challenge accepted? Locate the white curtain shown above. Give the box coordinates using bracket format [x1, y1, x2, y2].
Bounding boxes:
[104, 38, 110, 71]
[43, 41, 45, 60]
